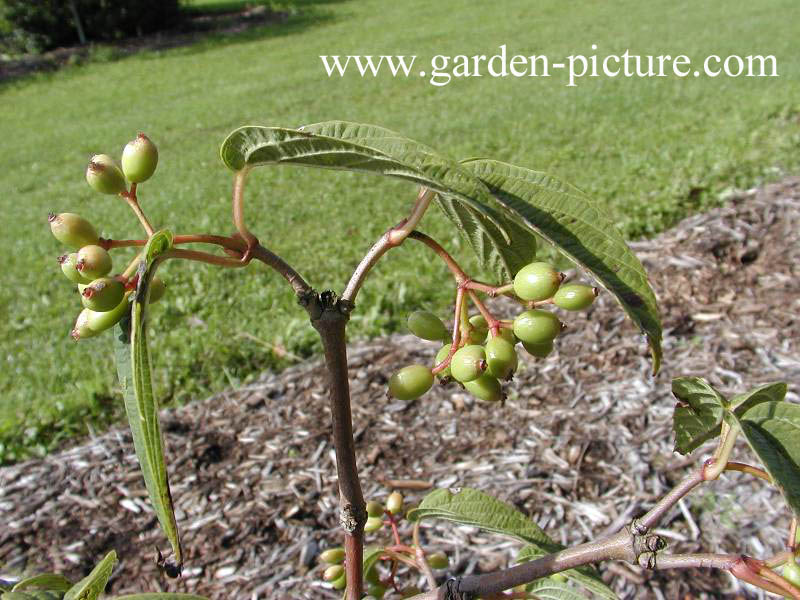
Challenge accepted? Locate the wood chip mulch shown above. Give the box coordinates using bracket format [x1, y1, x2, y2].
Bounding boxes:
[1, 178, 799, 599]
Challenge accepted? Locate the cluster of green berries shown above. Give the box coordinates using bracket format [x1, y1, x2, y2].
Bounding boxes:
[388, 261, 597, 402]
[318, 491, 449, 597]
[49, 135, 164, 339]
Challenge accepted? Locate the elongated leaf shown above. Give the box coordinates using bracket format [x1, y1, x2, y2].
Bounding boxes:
[63, 551, 116, 600]
[671, 377, 726, 455]
[408, 489, 616, 598]
[517, 546, 616, 600]
[734, 400, 800, 516]
[1, 592, 63, 600]
[12, 575, 71, 593]
[114, 230, 182, 564]
[731, 382, 787, 413]
[219, 122, 538, 279]
[525, 577, 590, 600]
[461, 159, 662, 373]
[111, 595, 209, 600]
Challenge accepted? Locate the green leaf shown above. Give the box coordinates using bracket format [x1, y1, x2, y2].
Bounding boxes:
[112, 592, 208, 600]
[114, 230, 182, 564]
[461, 159, 662, 373]
[731, 382, 787, 413]
[12, 575, 71, 593]
[524, 576, 590, 600]
[219, 122, 538, 280]
[671, 377, 727, 455]
[1, 592, 64, 600]
[517, 546, 616, 600]
[63, 551, 116, 600]
[733, 400, 800, 517]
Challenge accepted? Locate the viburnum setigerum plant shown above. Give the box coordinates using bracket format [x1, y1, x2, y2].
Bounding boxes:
[34, 122, 800, 600]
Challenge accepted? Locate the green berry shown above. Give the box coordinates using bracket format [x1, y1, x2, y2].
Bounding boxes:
[365, 565, 381, 585]
[86, 154, 127, 195]
[388, 365, 434, 400]
[468, 314, 488, 343]
[366, 500, 384, 518]
[464, 374, 504, 402]
[407, 310, 449, 342]
[148, 276, 166, 303]
[485, 336, 518, 380]
[493, 327, 518, 344]
[783, 560, 800, 588]
[81, 277, 125, 312]
[427, 552, 449, 569]
[513, 310, 562, 345]
[76, 245, 112, 279]
[434, 343, 452, 378]
[86, 293, 131, 333]
[364, 516, 383, 533]
[49, 212, 99, 249]
[386, 491, 403, 515]
[330, 571, 347, 590]
[521, 339, 554, 359]
[367, 583, 387, 598]
[323, 564, 344, 581]
[450, 344, 486, 383]
[121, 133, 159, 183]
[58, 253, 92, 284]
[513, 262, 561, 301]
[71, 309, 99, 340]
[553, 284, 597, 311]
[320, 547, 345, 565]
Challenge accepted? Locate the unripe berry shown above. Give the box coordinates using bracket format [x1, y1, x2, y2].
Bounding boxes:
[319, 547, 345, 564]
[427, 552, 449, 569]
[513, 310, 562, 345]
[388, 365, 434, 401]
[366, 500, 384, 518]
[322, 564, 344, 582]
[76, 245, 112, 279]
[386, 491, 403, 515]
[468, 314, 488, 343]
[434, 343, 452, 378]
[364, 516, 383, 533]
[86, 154, 127, 195]
[493, 327, 518, 344]
[365, 565, 381, 585]
[49, 212, 99, 249]
[485, 336, 518, 380]
[450, 344, 486, 383]
[522, 339, 554, 359]
[58, 253, 92, 284]
[149, 276, 166, 303]
[330, 572, 347, 590]
[464, 374, 503, 402]
[81, 277, 125, 312]
[407, 310, 448, 342]
[121, 134, 158, 183]
[71, 309, 99, 340]
[513, 262, 561, 301]
[86, 293, 130, 333]
[553, 284, 597, 311]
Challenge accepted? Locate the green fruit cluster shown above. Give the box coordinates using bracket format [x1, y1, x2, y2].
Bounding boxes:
[388, 260, 598, 403]
[85, 134, 159, 195]
[319, 547, 347, 590]
[49, 211, 166, 340]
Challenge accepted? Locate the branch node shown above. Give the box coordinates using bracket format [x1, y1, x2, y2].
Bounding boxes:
[630, 518, 648, 536]
[340, 503, 360, 534]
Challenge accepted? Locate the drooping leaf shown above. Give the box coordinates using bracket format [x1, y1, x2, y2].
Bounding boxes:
[517, 546, 616, 600]
[114, 230, 182, 564]
[671, 377, 727, 455]
[733, 400, 800, 516]
[11, 575, 71, 593]
[110, 595, 209, 600]
[461, 159, 662, 373]
[63, 551, 116, 600]
[219, 122, 538, 279]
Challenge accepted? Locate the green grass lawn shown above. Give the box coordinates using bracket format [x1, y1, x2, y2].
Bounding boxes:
[0, 0, 797, 462]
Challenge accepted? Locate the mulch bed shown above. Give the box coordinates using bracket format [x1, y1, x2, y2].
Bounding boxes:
[1, 178, 798, 599]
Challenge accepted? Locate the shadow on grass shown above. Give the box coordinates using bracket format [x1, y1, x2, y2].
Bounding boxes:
[0, 0, 351, 87]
